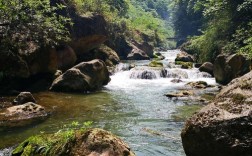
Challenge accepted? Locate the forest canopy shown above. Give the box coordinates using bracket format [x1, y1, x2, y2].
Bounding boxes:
[172, 0, 252, 62]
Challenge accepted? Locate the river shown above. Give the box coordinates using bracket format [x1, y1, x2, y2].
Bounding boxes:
[0, 50, 217, 156]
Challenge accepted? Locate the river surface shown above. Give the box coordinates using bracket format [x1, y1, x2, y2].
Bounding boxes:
[0, 50, 217, 156]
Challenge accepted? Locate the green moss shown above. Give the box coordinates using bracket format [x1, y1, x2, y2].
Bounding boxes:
[232, 93, 246, 104]
[201, 93, 215, 101]
[172, 105, 202, 121]
[149, 60, 163, 67]
[175, 61, 193, 69]
[12, 130, 76, 156]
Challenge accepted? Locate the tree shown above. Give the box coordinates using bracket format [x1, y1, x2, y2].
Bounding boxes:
[0, 0, 71, 54]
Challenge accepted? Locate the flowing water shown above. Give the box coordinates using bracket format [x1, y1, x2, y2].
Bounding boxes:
[0, 50, 217, 156]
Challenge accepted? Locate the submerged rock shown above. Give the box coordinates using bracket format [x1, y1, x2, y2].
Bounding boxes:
[50, 59, 110, 92]
[165, 90, 194, 98]
[149, 60, 163, 67]
[181, 71, 252, 156]
[171, 79, 183, 83]
[12, 92, 36, 105]
[153, 52, 165, 60]
[0, 102, 47, 128]
[12, 128, 135, 156]
[175, 61, 193, 69]
[186, 81, 213, 89]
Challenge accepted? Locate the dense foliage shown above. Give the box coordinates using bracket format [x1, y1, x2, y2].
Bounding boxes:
[71, 0, 175, 48]
[173, 0, 252, 62]
[0, 0, 71, 54]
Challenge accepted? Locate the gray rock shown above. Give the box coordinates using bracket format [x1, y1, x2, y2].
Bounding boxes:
[0, 102, 47, 128]
[199, 62, 214, 76]
[213, 54, 250, 85]
[12, 92, 36, 105]
[127, 45, 150, 60]
[175, 51, 194, 62]
[50, 59, 110, 92]
[181, 71, 252, 156]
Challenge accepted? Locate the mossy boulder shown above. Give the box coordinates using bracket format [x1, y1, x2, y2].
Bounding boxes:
[12, 128, 135, 156]
[175, 61, 193, 69]
[149, 60, 163, 67]
[153, 52, 165, 60]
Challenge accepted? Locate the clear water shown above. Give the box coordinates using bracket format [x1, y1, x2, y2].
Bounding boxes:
[0, 50, 217, 156]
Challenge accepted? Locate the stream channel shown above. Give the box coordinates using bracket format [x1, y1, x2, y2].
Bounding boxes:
[0, 50, 218, 156]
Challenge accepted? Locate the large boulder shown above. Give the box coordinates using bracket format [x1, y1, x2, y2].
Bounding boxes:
[213, 54, 251, 85]
[50, 59, 110, 92]
[199, 62, 214, 76]
[131, 40, 154, 58]
[93, 44, 120, 66]
[12, 92, 36, 105]
[12, 128, 136, 156]
[175, 51, 194, 62]
[127, 45, 150, 60]
[0, 102, 48, 129]
[181, 71, 252, 156]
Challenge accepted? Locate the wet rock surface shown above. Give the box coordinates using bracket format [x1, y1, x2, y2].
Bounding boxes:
[165, 90, 194, 98]
[186, 81, 214, 89]
[181, 71, 252, 156]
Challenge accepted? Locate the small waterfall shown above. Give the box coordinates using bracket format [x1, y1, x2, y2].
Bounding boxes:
[129, 67, 167, 79]
[165, 69, 189, 79]
[108, 50, 215, 86]
[0, 147, 13, 156]
[115, 63, 131, 72]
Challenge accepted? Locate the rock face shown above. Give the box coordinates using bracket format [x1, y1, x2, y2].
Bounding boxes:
[56, 45, 77, 71]
[213, 54, 251, 85]
[12, 128, 135, 156]
[93, 44, 120, 66]
[12, 92, 36, 105]
[0, 102, 47, 128]
[181, 71, 252, 156]
[127, 45, 150, 60]
[199, 62, 214, 76]
[50, 59, 110, 92]
[175, 51, 194, 62]
[0, 52, 30, 78]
